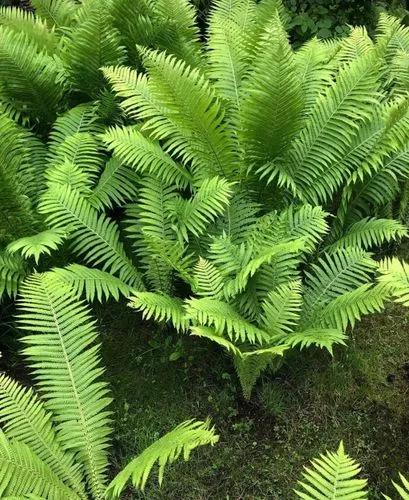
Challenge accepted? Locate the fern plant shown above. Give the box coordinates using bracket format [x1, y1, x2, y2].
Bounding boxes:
[1, 1, 409, 399]
[295, 442, 409, 499]
[0, 272, 218, 499]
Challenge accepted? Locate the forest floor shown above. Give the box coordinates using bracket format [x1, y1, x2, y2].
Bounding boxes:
[99, 301, 409, 499]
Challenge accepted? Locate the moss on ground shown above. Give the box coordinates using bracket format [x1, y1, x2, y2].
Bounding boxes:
[99, 302, 409, 499]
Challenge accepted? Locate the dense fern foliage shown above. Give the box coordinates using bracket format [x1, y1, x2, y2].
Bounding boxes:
[0, 273, 218, 498]
[1, 0, 409, 401]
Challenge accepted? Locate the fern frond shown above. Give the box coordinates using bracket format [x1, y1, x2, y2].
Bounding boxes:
[168, 177, 233, 242]
[386, 473, 409, 499]
[17, 274, 112, 499]
[0, 374, 85, 497]
[88, 157, 139, 211]
[285, 328, 347, 354]
[260, 281, 302, 339]
[301, 249, 377, 326]
[377, 258, 409, 307]
[192, 257, 224, 299]
[130, 291, 189, 332]
[185, 297, 269, 344]
[106, 420, 218, 497]
[190, 326, 242, 356]
[0, 7, 58, 54]
[0, 252, 27, 300]
[270, 53, 381, 203]
[102, 126, 192, 188]
[295, 441, 368, 499]
[233, 344, 287, 400]
[7, 229, 67, 264]
[50, 264, 132, 302]
[239, 10, 304, 164]
[0, 26, 63, 123]
[31, 0, 78, 30]
[62, 0, 126, 98]
[317, 283, 390, 331]
[0, 432, 79, 500]
[326, 218, 407, 252]
[38, 184, 144, 289]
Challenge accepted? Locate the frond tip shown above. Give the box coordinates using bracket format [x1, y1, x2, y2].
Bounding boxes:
[106, 420, 219, 498]
[295, 441, 368, 499]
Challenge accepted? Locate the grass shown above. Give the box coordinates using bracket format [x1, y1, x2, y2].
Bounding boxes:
[98, 302, 409, 499]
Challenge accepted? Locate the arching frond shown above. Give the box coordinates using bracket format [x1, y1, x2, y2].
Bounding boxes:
[326, 218, 407, 252]
[185, 297, 269, 344]
[106, 420, 218, 498]
[377, 258, 409, 307]
[266, 53, 381, 203]
[102, 126, 192, 188]
[0, 375, 85, 497]
[301, 249, 377, 327]
[0, 7, 57, 54]
[0, 433, 79, 500]
[284, 328, 347, 354]
[49, 264, 132, 302]
[295, 441, 368, 499]
[38, 184, 144, 289]
[190, 326, 242, 356]
[88, 157, 139, 211]
[7, 230, 67, 264]
[17, 274, 112, 499]
[130, 291, 189, 332]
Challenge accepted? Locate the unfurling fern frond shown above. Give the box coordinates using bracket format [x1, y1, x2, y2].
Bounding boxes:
[7, 229, 67, 264]
[130, 291, 189, 332]
[106, 420, 218, 498]
[295, 441, 368, 499]
[17, 274, 112, 499]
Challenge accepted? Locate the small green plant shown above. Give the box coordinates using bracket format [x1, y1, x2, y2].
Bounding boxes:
[295, 442, 409, 499]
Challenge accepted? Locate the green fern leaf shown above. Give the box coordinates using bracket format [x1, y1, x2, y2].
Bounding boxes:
[106, 420, 218, 497]
[17, 274, 112, 499]
[285, 328, 347, 354]
[0, 432, 79, 499]
[49, 264, 132, 303]
[130, 291, 189, 332]
[295, 441, 368, 499]
[7, 229, 67, 264]
[0, 374, 85, 497]
[192, 257, 224, 299]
